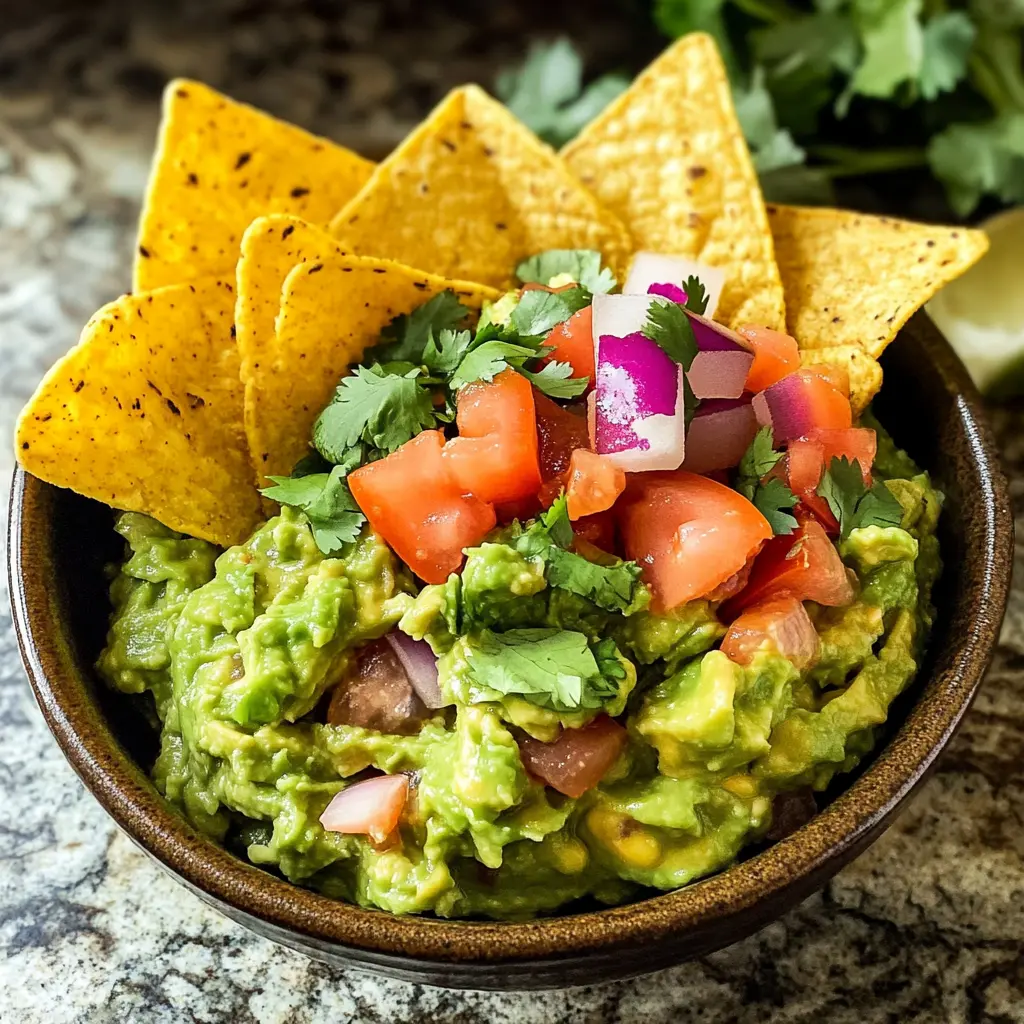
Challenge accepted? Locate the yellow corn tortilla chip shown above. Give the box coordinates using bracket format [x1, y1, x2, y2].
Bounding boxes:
[16, 279, 262, 546]
[561, 33, 785, 333]
[329, 85, 633, 289]
[769, 204, 989, 358]
[134, 79, 373, 293]
[800, 346, 882, 415]
[246, 253, 498, 485]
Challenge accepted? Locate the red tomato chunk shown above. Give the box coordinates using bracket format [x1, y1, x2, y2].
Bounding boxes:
[721, 594, 820, 670]
[518, 716, 628, 798]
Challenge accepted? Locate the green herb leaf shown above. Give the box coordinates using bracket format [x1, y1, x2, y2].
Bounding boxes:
[422, 328, 474, 376]
[449, 340, 539, 390]
[642, 296, 699, 369]
[919, 12, 976, 101]
[510, 286, 591, 338]
[517, 491, 574, 555]
[261, 465, 366, 555]
[519, 361, 590, 398]
[751, 476, 798, 536]
[495, 38, 629, 148]
[516, 249, 617, 294]
[817, 455, 905, 540]
[366, 290, 471, 365]
[846, 0, 925, 105]
[736, 426, 785, 499]
[683, 275, 710, 315]
[313, 365, 436, 462]
[465, 627, 616, 712]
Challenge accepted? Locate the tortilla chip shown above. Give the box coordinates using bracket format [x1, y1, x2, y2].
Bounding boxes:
[329, 85, 633, 289]
[769, 204, 989, 358]
[561, 33, 785, 333]
[800, 346, 883, 415]
[246, 253, 498, 484]
[15, 279, 262, 547]
[133, 79, 373, 293]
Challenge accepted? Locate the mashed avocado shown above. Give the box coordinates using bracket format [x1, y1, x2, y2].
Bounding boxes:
[97, 428, 941, 919]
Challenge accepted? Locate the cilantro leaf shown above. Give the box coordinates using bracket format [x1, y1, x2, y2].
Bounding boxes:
[366, 290, 471, 364]
[495, 38, 629, 148]
[510, 287, 591, 338]
[683, 275, 710, 316]
[847, 0, 925, 105]
[313, 366, 436, 462]
[919, 12, 976, 101]
[261, 465, 365, 556]
[449, 340, 539, 390]
[519, 361, 589, 399]
[817, 456, 905, 540]
[516, 491, 573, 554]
[733, 66, 807, 176]
[465, 627, 617, 712]
[516, 249, 617, 295]
[751, 476, 798, 536]
[422, 328, 473, 376]
[736, 426, 785, 499]
[642, 296, 699, 369]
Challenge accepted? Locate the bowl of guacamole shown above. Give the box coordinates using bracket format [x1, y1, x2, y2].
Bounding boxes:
[7, 33, 1012, 989]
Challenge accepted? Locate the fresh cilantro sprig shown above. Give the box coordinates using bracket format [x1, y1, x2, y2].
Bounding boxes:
[515, 249, 617, 295]
[736, 427, 798, 536]
[366, 291, 472, 365]
[465, 627, 622, 713]
[817, 456, 904, 541]
[510, 286, 592, 338]
[683, 275, 710, 316]
[641, 297, 700, 426]
[260, 463, 366, 556]
[515, 494, 647, 614]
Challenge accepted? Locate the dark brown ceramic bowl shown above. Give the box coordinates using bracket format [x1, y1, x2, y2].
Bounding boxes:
[7, 311, 1013, 990]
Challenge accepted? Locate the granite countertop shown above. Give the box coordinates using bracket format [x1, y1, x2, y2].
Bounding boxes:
[2, 3, 1024, 1021]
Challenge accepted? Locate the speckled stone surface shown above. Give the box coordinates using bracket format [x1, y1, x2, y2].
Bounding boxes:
[2, 4, 1024, 1021]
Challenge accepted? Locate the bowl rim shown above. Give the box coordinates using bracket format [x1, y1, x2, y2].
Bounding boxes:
[6, 312, 1014, 969]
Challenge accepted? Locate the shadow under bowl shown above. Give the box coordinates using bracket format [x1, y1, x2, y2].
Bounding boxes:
[6, 311, 1013, 990]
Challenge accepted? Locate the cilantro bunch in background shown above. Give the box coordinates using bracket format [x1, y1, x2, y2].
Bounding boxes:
[500, 4, 1024, 216]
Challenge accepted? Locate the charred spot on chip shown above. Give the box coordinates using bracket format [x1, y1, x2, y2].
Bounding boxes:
[138, 245, 151, 258]
[21, 441, 29, 450]
[74, 380, 85, 393]
[282, 225, 295, 239]
[687, 166, 707, 180]
[413, 281, 427, 290]
[147, 379, 164, 396]
[175, 87, 189, 98]
[235, 152, 251, 170]
[495, 222, 507, 231]
[372, 268, 386, 274]
[166, 398, 181, 416]
[187, 172, 198, 186]
[290, 186, 310, 198]
[441, 139, 457, 152]
[309, 264, 323, 274]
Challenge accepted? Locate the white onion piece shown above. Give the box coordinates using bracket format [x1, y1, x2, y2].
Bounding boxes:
[682, 397, 758, 474]
[385, 631, 446, 709]
[623, 253, 726, 321]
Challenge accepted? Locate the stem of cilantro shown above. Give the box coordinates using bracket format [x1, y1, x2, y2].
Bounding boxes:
[970, 29, 1024, 115]
[729, 0, 797, 26]
[807, 145, 929, 179]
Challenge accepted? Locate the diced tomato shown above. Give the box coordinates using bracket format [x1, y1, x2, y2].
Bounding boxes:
[349, 430, 496, 585]
[786, 439, 839, 533]
[755, 369, 853, 442]
[495, 493, 542, 524]
[534, 392, 591, 482]
[442, 369, 542, 505]
[565, 449, 625, 520]
[736, 325, 800, 392]
[706, 560, 753, 602]
[327, 639, 427, 735]
[803, 427, 876, 484]
[319, 773, 410, 845]
[721, 594, 820, 669]
[617, 471, 772, 612]
[573, 510, 617, 552]
[721, 520, 854, 618]
[803, 363, 850, 399]
[518, 716, 627, 798]
[544, 305, 594, 382]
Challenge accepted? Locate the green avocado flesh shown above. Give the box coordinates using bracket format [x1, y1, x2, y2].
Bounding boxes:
[96, 421, 941, 919]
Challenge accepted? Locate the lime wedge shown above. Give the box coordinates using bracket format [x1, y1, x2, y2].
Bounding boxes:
[927, 206, 1024, 398]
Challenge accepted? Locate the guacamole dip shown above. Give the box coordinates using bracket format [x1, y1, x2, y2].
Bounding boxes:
[97, 411, 940, 918]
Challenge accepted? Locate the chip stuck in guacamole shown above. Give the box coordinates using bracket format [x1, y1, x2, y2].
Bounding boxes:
[15, 32, 981, 921]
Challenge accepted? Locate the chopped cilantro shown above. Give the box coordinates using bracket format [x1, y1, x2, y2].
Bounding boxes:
[817, 456, 905, 540]
[366, 290, 471, 364]
[642, 297, 699, 369]
[422, 328, 473, 376]
[465, 627, 620, 712]
[312, 365, 436, 463]
[683, 275, 710, 315]
[510, 286, 591, 338]
[449, 340, 539, 391]
[519, 361, 589, 399]
[751, 476, 798, 536]
[515, 249, 617, 295]
[260, 465, 365, 556]
[736, 426, 784, 498]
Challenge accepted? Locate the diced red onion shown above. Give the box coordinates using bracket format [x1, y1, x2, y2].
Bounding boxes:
[590, 295, 686, 472]
[385, 631, 446, 709]
[623, 253, 726, 321]
[648, 282, 688, 304]
[752, 374, 821, 443]
[682, 396, 758, 474]
[319, 773, 409, 844]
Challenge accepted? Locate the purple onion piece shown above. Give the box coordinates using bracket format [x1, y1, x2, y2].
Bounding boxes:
[647, 281, 688, 304]
[385, 632, 446, 709]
